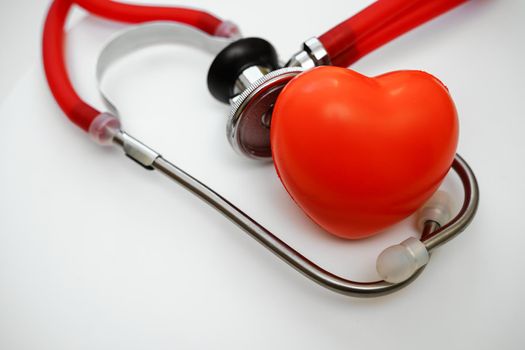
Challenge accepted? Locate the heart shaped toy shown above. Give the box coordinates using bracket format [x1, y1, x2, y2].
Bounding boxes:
[271, 66, 458, 239]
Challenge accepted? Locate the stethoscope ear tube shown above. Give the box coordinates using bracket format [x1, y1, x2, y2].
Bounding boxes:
[93, 21, 479, 295]
[423, 155, 479, 251]
[97, 124, 478, 296]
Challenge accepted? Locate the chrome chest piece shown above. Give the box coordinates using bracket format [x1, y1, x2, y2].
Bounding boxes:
[227, 67, 303, 158]
[207, 37, 330, 159]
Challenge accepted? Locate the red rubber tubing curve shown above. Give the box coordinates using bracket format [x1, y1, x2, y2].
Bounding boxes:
[320, 0, 468, 67]
[43, 0, 98, 131]
[42, 0, 226, 131]
[73, 0, 222, 36]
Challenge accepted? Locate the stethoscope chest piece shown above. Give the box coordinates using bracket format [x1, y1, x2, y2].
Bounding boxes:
[227, 67, 303, 158]
[206, 35, 335, 159]
[206, 37, 304, 158]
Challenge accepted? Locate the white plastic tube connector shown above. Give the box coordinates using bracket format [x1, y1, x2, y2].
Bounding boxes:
[214, 20, 242, 39]
[417, 190, 452, 230]
[376, 237, 429, 284]
[88, 113, 121, 146]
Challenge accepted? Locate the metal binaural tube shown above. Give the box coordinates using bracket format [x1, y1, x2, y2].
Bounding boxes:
[152, 156, 412, 297]
[114, 130, 478, 296]
[422, 155, 479, 251]
[421, 220, 440, 241]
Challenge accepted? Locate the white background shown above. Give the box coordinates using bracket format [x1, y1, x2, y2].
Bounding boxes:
[0, 1, 524, 349]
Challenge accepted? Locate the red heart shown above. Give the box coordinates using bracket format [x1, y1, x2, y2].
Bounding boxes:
[271, 66, 458, 239]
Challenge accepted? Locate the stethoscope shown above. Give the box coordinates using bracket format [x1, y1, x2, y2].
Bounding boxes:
[43, 0, 479, 296]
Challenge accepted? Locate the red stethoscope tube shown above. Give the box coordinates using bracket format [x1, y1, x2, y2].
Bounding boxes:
[43, 0, 466, 132]
[43, 0, 227, 131]
[43, 0, 98, 131]
[348, 0, 469, 65]
[320, 0, 468, 67]
[73, 0, 222, 34]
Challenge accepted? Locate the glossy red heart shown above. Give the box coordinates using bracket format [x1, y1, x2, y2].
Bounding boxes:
[271, 66, 458, 239]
